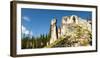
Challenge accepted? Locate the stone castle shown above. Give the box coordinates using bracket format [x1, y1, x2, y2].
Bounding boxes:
[49, 15, 92, 44]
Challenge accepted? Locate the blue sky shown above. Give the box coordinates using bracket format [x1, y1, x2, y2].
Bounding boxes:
[21, 8, 92, 37]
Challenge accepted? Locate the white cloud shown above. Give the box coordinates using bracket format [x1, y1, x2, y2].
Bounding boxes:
[25, 30, 30, 35]
[22, 25, 33, 38]
[22, 16, 30, 22]
[30, 31, 33, 36]
[22, 25, 29, 35]
[22, 26, 25, 32]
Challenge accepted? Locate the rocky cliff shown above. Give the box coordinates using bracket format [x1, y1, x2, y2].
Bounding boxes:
[48, 15, 92, 47]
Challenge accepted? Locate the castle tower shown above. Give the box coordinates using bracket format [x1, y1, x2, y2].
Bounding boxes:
[50, 17, 58, 44]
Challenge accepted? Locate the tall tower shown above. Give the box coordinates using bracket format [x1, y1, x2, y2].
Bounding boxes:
[50, 17, 58, 44]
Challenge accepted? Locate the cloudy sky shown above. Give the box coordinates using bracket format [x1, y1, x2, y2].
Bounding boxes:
[21, 8, 92, 37]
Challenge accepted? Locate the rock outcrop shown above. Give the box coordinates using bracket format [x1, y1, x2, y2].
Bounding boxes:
[49, 15, 92, 47]
[50, 18, 58, 44]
